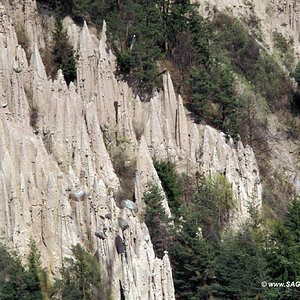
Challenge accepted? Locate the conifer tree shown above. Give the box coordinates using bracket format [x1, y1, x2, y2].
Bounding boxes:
[25, 239, 51, 300]
[192, 174, 236, 241]
[53, 243, 108, 299]
[212, 228, 269, 299]
[189, 63, 243, 139]
[0, 238, 50, 300]
[143, 182, 171, 258]
[266, 195, 300, 299]
[170, 205, 215, 300]
[0, 243, 27, 300]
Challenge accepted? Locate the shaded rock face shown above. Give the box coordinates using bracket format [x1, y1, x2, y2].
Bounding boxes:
[0, 1, 263, 299]
[193, 0, 300, 56]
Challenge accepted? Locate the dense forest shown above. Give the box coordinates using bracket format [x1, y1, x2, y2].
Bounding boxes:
[1, 0, 299, 299]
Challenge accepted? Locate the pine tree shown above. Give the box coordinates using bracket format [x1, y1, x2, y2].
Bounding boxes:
[53, 243, 108, 300]
[170, 205, 215, 300]
[0, 243, 27, 300]
[143, 182, 171, 258]
[24, 238, 51, 300]
[189, 63, 243, 138]
[71, 0, 117, 26]
[0, 238, 50, 300]
[105, 0, 166, 91]
[267, 195, 300, 299]
[192, 174, 236, 241]
[212, 228, 269, 299]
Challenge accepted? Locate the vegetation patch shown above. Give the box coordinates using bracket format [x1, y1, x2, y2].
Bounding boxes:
[103, 127, 136, 205]
[143, 181, 171, 259]
[153, 158, 182, 215]
[0, 238, 110, 300]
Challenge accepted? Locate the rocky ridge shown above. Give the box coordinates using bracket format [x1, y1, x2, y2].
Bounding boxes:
[0, 1, 262, 299]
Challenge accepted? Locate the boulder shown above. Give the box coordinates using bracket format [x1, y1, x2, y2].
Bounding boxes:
[95, 229, 106, 239]
[118, 218, 129, 231]
[70, 190, 85, 201]
[121, 200, 138, 212]
[115, 235, 125, 254]
[105, 212, 112, 219]
[13, 66, 22, 73]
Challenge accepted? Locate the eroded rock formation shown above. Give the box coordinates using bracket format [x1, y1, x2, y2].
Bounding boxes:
[0, 1, 264, 299]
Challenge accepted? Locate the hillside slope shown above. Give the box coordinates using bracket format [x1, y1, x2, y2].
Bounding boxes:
[0, 1, 265, 299]
[0, 0, 299, 299]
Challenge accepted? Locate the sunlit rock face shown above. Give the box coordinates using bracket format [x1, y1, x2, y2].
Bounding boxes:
[0, 1, 263, 299]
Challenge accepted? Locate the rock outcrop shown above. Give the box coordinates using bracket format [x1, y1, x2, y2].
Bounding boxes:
[0, 1, 264, 299]
[193, 0, 300, 56]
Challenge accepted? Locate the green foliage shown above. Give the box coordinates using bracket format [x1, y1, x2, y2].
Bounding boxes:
[266, 195, 300, 299]
[169, 173, 237, 299]
[153, 158, 182, 215]
[53, 2, 77, 84]
[54, 243, 108, 300]
[273, 32, 288, 52]
[0, 239, 50, 300]
[71, 0, 116, 26]
[293, 61, 300, 86]
[192, 173, 236, 240]
[170, 206, 215, 300]
[116, 51, 132, 74]
[189, 12, 212, 65]
[288, 116, 300, 139]
[273, 31, 296, 71]
[168, 12, 245, 138]
[103, 129, 136, 204]
[214, 16, 249, 55]
[25, 239, 51, 300]
[42, 2, 295, 142]
[211, 14, 292, 111]
[143, 182, 171, 258]
[1, 239, 109, 300]
[212, 227, 269, 299]
[212, 14, 259, 77]
[107, 0, 165, 91]
[0, 243, 28, 300]
[253, 52, 290, 106]
[167, 1, 193, 43]
[189, 64, 243, 138]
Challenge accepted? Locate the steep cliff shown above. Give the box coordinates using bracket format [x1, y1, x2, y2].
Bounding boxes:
[0, 1, 285, 299]
[193, 0, 300, 197]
